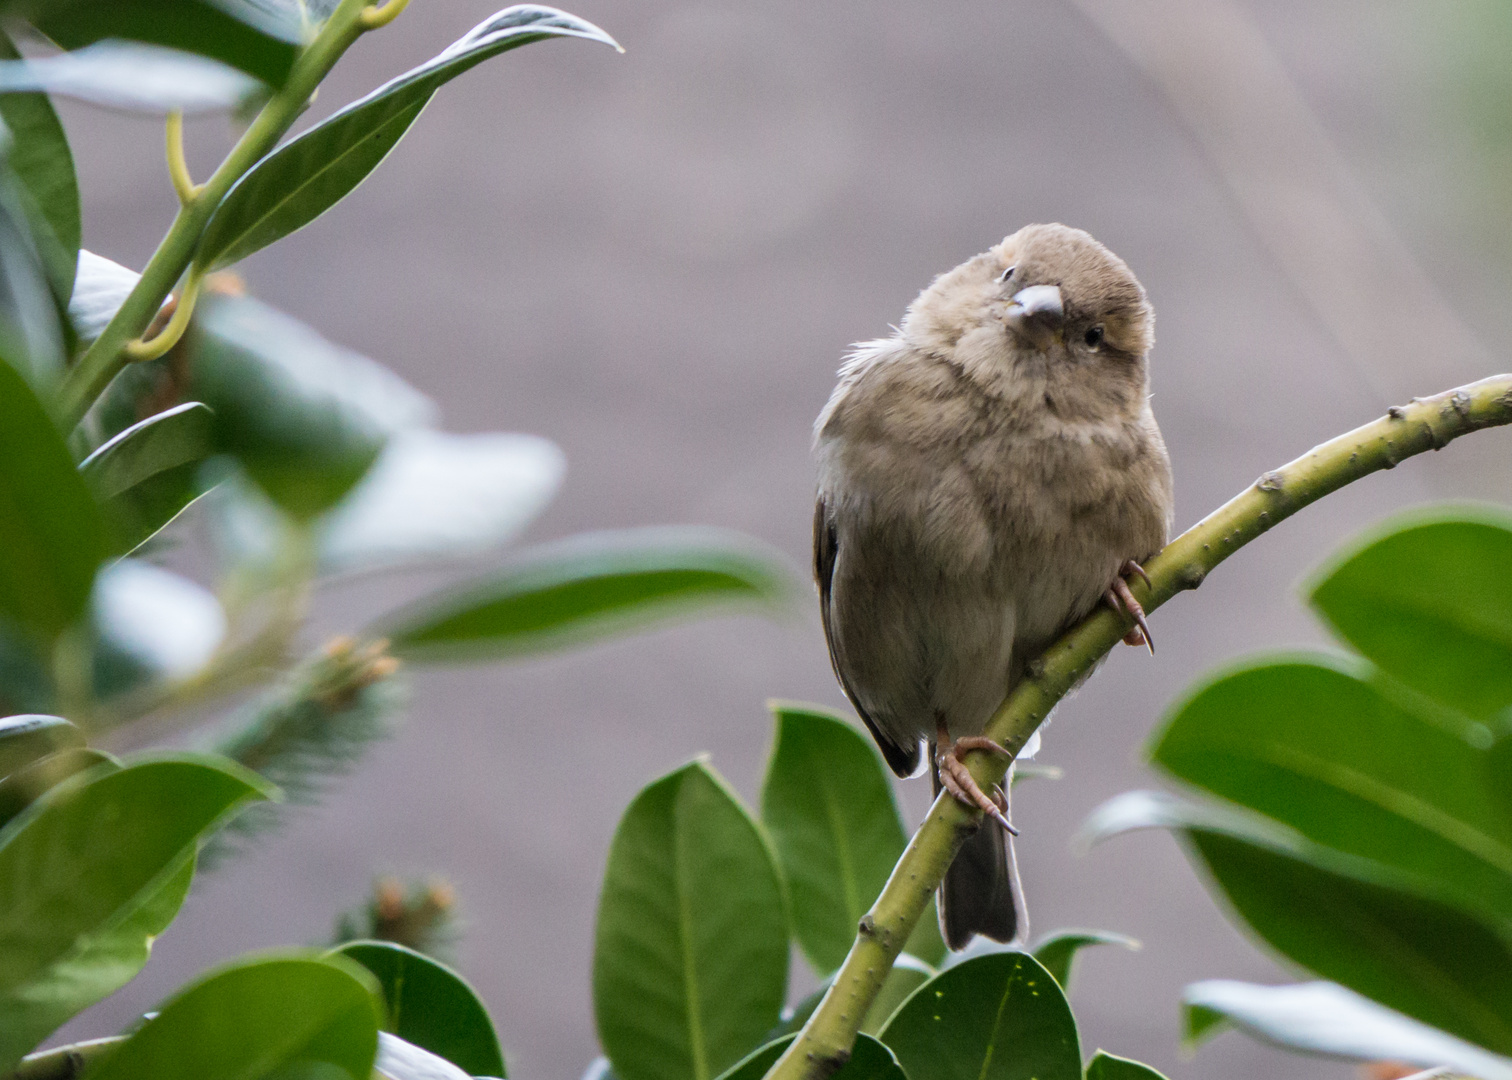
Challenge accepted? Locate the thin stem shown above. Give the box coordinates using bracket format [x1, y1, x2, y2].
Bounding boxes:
[122, 264, 204, 362]
[359, 0, 411, 30]
[57, 0, 376, 426]
[764, 374, 1512, 1080]
[165, 111, 199, 206]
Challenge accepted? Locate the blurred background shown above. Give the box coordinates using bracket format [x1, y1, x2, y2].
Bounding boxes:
[47, 1, 1512, 1077]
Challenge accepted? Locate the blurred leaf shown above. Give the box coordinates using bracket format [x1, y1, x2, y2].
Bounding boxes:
[760, 702, 907, 977]
[200, 4, 620, 269]
[187, 294, 434, 519]
[1151, 654, 1512, 923]
[0, 713, 81, 778]
[1083, 1052, 1169, 1080]
[1085, 790, 1512, 1056]
[0, 30, 78, 304]
[0, 754, 268, 1067]
[0, 746, 113, 829]
[1031, 929, 1140, 992]
[317, 429, 564, 574]
[331, 940, 504, 1077]
[1182, 981, 1512, 1080]
[0, 359, 105, 646]
[375, 1031, 472, 1080]
[1309, 509, 1512, 721]
[68, 250, 149, 345]
[715, 1035, 904, 1080]
[0, 149, 64, 387]
[859, 954, 932, 1036]
[91, 560, 225, 692]
[593, 760, 789, 1080]
[86, 953, 383, 1080]
[383, 528, 793, 663]
[0, 41, 262, 114]
[80, 402, 215, 554]
[23, 0, 302, 87]
[904, 896, 947, 969]
[879, 951, 1082, 1080]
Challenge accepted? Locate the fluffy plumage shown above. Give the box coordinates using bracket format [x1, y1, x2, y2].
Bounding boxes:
[813, 223, 1173, 948]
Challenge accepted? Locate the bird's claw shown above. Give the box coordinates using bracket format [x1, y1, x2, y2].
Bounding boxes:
[936, 723, 1018, 835]
[1104, 560, 1154, 655]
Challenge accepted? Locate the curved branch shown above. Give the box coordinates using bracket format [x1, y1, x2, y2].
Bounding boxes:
[765, 374, 1512, 1080]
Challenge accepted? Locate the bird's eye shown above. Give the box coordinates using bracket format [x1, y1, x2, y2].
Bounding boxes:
[998, 265, 1016, 284]
[1084, 325, 1105, 348]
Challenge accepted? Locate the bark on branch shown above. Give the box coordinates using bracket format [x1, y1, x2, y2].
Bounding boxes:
[765, 374, 1512, 1080]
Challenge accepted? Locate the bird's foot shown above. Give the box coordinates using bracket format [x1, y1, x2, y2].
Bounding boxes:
[936, 720, 1018, 835]
[1104, 559, 1154, 654]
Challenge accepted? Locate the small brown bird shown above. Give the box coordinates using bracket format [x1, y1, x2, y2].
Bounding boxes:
[813, 224, 1173, 948]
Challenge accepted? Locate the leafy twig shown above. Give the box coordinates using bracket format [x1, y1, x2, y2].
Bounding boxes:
[765, 374, 1512, 1080]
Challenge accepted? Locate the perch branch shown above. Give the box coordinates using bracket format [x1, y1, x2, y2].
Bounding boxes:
[765, 373, 1512, 1080]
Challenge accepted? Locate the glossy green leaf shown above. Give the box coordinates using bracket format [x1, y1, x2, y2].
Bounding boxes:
[0, 29, 79, 304]
[593, 760, 789, 1080]
[760, 702, 907, 976]
[1085, 790, 1512, 1057]
[1083, 1051, 1168, 1080]
[1183, 980, 1512, 1080]
[715, 1035, 904, 1080]
[80, 402, 215, 554]
[1309, 510, 1512, 720]
[0, 153, 64, 387]
[376, 1031, 472, 1080]
[200, 5, 620, 269]
[24, 0, 302, 87]
[879, 951, 1082, 1080]
[0, 746, 113, 829]
[1151, 654, 1512, 923]
[0, 359, 105, 645]
[68, 250, 149, 346]
[860, 954, 932, 1035]
[0, 754, 268, 1067]
[331, 940, 505, 1077]
[317, 429, 563, 573]
[1031, 929, 1140, 992]
[0, 713, 81, 779]
[383, 528, 792, 663]
[87, 953, 383, 1080]
[187, 294, 432, 519]
[0, 41, 262, 114]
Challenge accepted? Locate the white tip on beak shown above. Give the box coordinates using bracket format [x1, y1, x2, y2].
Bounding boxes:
[1004, 284, 1064, 349]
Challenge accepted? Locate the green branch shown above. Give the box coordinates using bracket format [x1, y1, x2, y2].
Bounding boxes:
[56, 0, 388, 426]
[765, 373, 1512, 1080]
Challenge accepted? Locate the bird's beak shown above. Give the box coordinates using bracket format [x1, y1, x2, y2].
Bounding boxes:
[1004, 284, 1064, 350]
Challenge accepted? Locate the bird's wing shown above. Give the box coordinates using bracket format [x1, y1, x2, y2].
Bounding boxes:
[815, 494, 921, 778]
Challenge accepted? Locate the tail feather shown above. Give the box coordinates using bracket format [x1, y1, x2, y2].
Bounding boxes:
[931, 745, 1027, 950]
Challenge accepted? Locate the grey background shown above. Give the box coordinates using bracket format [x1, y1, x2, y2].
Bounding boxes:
[50, 1, 1512, 1077]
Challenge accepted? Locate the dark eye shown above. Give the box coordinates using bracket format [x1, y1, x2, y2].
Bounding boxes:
[998, 265, 1016, 284]
[1084, 325, 1105, 348]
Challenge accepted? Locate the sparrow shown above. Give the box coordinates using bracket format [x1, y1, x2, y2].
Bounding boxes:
[813, 223, 1173, 949]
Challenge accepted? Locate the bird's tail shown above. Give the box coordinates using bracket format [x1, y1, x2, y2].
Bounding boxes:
[931, 746, 1027, 950]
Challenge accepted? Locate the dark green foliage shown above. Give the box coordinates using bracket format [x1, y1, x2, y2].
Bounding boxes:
[1031, 930, 1140, 992]
[715, 1035, 905, 1080]
[78, 402, 215, 555]
[1084, 1050, 1169, 1080]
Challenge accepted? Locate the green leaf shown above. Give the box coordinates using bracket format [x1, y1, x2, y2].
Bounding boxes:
[879, 951, 1082, 1080]
[593, 760, 789, 1080]
[1083, 1051, 1168, 1080]
[0, 152, 64, 387]
[383, 528, 793, 663]
[375, 1031, 473, 1080]
[0, 41, 262, 115]
[86, 953, 383, 1080]
[0, 29, 79, 304]
[317, 429, 563, 574]
[1085, 790, 1512, 1057]
[1151, 654, 1512, 923]
[68, 250, 150, 346]
[759, 702, 907, 976]
[0, 713, 81, 778]
[0, 358, 105, 646]
[1031, 929, 1140, 992]
[90, 560, 226, 691]
[80, 402, 215, 554]
[0, 754, 268, 1067]
[1183, 980, 1512, 1080]
[0, 746, 113, 829]
[1308, 508, 1512, 721]
[331, 940, 505, 1077]
[25, 0, 302, 87]
[714, 1035, 904, 1080]
[859, 954, 932, 1035]
[199, 5, 619, 269]
[187, 294, 433, 519]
